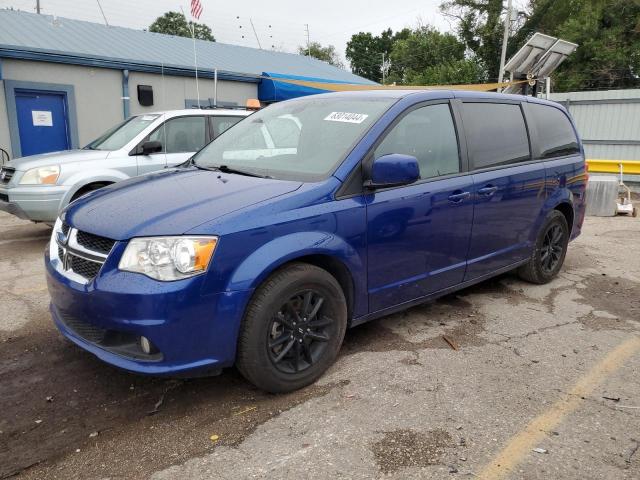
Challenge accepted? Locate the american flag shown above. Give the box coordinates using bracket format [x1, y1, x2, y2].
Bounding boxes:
[191, 0, 203, 20]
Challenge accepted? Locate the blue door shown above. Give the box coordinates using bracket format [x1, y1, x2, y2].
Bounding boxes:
[366, 103, 474, 312]
[15, 90, 70, 157]
[459, 101, 546, 280]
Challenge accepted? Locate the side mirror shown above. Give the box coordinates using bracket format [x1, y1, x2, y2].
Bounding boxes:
[141, 140, 163, 155]
[365, 154, 420, 189]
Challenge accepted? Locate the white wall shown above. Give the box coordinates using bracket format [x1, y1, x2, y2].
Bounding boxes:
[0, 59, 259, 159]
[3, 59, 123, 151]
[128, 71, 258, 115]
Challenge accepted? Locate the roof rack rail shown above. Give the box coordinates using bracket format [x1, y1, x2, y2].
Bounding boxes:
[192, 99, 261, 111]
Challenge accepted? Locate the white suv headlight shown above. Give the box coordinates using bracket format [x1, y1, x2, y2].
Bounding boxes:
[20, 165, 61, 185]
[119, 236, 218, 281]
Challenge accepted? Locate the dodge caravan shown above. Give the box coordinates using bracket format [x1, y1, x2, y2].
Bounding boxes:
[45, 90, 587, 393]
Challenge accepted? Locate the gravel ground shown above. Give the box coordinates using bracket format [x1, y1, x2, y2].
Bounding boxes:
[0, 211, 639, 480]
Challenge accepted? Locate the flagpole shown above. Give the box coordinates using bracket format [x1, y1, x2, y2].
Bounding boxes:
[181, 5, 201, 108]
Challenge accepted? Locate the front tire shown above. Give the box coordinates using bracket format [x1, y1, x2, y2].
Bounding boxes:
[236, 263, 348, 393]
[518, 210, 569, 284]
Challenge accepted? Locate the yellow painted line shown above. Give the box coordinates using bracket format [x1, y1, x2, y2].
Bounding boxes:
[477, 336, 640, 480]
[586, 159, 640, 175]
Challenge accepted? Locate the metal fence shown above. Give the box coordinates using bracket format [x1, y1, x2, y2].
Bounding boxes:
[549, 89, 640, 162]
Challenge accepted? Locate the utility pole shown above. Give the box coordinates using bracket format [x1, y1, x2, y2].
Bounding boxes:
[497, 0, 513, 91]
[36, 0, 41, 14]
[304, 24, 310, 56]
[381, 52, 391, 85]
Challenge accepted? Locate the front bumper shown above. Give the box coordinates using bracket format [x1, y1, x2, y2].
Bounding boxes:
[45, 246, 253, 376]
[0, 185, 68, 222]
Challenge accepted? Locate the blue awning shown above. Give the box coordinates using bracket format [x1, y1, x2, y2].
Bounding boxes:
[258, 72, 364, 103]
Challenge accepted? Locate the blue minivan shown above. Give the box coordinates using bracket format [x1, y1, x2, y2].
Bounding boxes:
[46, 90, 587, 392]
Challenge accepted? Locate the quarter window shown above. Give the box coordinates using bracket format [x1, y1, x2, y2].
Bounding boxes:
[528, 103, 580, 158]
[374, 104, 460, 180]
[462, 103, 530, 169]
[149, 116, 207, 153]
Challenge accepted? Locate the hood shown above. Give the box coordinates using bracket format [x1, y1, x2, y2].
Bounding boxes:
[7, 149, 110, 171]
[63, 168, 302, 240]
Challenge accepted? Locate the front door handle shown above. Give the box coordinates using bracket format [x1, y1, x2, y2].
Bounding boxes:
[478, 185, 499, 196]
[448, 191, 471, 203]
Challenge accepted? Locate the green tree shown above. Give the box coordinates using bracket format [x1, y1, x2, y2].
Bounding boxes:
[388, 25, 483, 85]
[298, 42, 345, 69]
[346, 28, 410, 83]
[149, 11, 215, 41]
[515, 0, 640, 91]
[440, 0, 511, 80]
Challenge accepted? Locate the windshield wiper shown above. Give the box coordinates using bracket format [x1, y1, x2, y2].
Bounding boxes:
[206, 164, 270, 178]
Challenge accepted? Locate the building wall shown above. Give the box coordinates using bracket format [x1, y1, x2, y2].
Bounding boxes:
[550, 89, 640, 161]
[128, 72, 257, 115]
[0, 79, 11, 160]
[0, 59, 258, 159]
[2, 59, 123, 154]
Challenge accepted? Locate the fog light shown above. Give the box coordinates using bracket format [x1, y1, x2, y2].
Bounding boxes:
[139, 336, 153, 354]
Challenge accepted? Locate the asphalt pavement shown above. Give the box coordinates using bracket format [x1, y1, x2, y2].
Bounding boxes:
[0, 211, 638, 479]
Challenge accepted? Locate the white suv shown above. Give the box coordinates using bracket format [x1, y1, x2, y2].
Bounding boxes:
[0, 109, 251, 223]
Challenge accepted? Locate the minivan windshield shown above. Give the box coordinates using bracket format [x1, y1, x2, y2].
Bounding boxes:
[85, 114, 160, 151]
[192, 97, 396, 181]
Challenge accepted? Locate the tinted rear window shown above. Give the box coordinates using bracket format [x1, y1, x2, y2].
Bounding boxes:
[528, 103, 580, 158]
[462, 103, 530, 169]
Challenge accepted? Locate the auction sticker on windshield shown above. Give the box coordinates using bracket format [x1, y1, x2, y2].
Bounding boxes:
[324, 112, 369, 124]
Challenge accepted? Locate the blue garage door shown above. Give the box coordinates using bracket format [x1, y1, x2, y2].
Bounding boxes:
[16, 90, 71, 157]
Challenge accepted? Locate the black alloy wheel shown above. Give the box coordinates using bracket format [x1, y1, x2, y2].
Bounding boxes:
[518, 209, 569, 284]
[236, 263, 347, 393]
[267, 290, 334, 374]
[540, 223, 565, 274]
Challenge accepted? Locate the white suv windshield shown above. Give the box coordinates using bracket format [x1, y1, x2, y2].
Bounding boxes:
[193, 97, 396, 181]
[85, 114, 160, 151]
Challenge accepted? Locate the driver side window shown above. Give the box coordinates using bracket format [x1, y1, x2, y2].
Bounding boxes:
[374, 104, 460, 180]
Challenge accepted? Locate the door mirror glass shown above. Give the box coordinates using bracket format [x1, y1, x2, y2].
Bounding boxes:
[141, 140, 163, 155]
[366, 154, 420, 189]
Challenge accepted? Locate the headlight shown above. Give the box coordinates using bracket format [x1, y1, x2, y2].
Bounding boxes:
[20, 165, 60, 185]
[119, 236, 218, 281]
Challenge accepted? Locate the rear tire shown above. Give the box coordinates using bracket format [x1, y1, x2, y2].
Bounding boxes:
[236, 263, 347, 393]
[518, 210, 569, 284]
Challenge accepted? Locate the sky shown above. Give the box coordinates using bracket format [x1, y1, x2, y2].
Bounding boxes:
[1, 0, 453, 62]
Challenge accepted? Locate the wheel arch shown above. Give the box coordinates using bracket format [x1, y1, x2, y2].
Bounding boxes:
[225, 231, 365, 320]
[60, 173, 127, 209]
[553, 201, 574, 234]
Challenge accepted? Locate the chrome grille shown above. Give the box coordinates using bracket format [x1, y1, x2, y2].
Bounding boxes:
[0, 167, 15, 184]
[55, 224, 114, 283]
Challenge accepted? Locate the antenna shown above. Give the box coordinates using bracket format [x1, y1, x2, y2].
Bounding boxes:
[304, 24, 310, 56]
[96, 0, 109, 26]
[249, 18, 262, 49]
